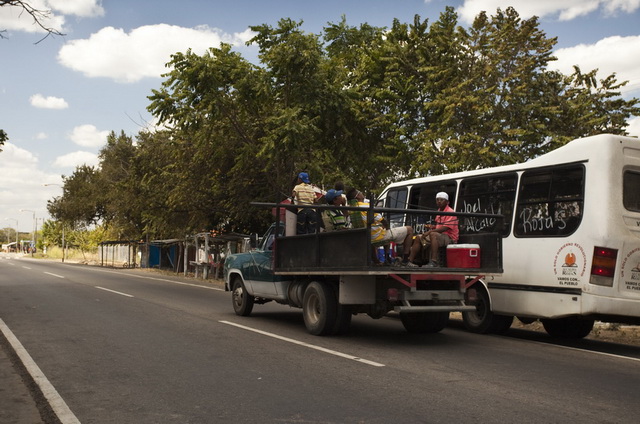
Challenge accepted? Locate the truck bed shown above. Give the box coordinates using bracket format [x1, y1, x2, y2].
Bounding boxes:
[274, 227, 503, 275]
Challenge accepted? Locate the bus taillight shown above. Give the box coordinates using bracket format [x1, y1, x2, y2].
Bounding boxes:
[590, 247, 618, 286]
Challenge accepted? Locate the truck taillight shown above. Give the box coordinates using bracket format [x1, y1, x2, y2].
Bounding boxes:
[590, 246, 617, 286]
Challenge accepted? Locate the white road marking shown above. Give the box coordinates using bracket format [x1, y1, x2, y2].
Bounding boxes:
[220, 320, 385, 367]
[0, 319, 81, 424]
[22, 266, 32, 269]
[95, 286, 134, 298]
[44, 272, 65, 279]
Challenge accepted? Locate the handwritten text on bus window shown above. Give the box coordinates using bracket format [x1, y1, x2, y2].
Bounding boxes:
[460, 199, 498, 232]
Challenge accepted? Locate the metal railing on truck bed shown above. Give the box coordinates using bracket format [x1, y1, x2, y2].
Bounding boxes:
[253, 202, 504, 275]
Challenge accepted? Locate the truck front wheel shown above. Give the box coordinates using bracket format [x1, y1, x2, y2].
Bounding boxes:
[232, 277, 254, 316]
[303, 281, 337, 336]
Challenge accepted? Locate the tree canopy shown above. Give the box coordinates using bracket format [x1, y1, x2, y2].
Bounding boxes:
[47, 7, 640, 241]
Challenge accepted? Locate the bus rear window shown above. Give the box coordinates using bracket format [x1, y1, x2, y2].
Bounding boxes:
[515, 165, 584, 237]
[623, 171, 640, 212]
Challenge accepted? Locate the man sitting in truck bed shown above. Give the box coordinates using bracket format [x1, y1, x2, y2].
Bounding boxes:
[321, 189, 350, 231]
[406, 191, 459, 267]
[346, 187, 414, 264]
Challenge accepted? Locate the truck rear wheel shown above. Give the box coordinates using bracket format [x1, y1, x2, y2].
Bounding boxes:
[232, 277, 254, 316]
[462, 285, 513, 334]
[303, 281, 337, 336]
[332, 305, 352, 336]
[400, 311, 450, 334]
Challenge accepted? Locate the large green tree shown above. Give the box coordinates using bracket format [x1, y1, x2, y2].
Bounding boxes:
[50, 7, 639, 238]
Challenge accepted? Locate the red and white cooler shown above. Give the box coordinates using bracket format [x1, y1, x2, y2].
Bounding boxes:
[446, 244, 481, 268]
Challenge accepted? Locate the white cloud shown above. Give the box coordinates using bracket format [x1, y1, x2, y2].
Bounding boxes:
[48, 0, 104, 18]
[57, 24, 256, 83]
[52, 150, 99, 168]
[627, 116, 640, 137]
[0, 142, 38, 169]
[68, 124, 109, 147]
[552, 35, 640, 95]
[30, 94, 69, 109]
[456, 0, 640, 23]
[0, 0, 102, 35]
[0, 142, 61, 230]
[35, 132, 49, 140]
[0, 0, 66, 33]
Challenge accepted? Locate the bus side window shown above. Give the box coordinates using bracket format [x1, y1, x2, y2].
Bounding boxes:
[407, 181, 457, 231]
[514, 165, 585, 237]
[385, 188, 408, 228]
[456, 173, 517, 236]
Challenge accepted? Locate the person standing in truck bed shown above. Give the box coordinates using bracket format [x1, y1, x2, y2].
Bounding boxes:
[292, 172, 318, 234]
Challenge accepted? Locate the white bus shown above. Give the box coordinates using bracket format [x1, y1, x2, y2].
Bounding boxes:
[378, 133, 640, 338]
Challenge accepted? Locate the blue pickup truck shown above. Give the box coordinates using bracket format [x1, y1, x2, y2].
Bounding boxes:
[224, 203, 504, 336]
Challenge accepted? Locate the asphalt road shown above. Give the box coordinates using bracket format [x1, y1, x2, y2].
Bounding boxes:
[1, 255, 639, 423]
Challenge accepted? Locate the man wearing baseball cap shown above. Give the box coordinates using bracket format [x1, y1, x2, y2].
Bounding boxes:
[321, 189, 350, 231]
[292, 172, 318, 234]
[406, 191, 459, 267]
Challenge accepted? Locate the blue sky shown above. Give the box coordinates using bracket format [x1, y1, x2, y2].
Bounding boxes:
[1, 0, 639, 232]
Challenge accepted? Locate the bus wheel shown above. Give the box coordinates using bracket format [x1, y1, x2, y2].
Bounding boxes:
[462, 285, 513, 334]
[541, 317, 594, 339]
[232, 277, 254, 316]
[400, 311, 450, 334]
[303, 281, 338, 336]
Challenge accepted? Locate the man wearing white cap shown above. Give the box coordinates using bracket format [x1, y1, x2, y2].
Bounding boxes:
[406, 191, 459, 267]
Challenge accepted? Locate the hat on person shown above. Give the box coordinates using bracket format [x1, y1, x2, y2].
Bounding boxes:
[298, 172, 310, 183]
[435, 191, 449, 201]
[325, 189, 343, 203]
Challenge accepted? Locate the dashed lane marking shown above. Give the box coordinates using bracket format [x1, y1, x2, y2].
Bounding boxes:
[220, 320, 385, 367]
[95, 286, 134, 298]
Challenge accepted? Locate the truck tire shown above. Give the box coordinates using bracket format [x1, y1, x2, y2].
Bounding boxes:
[303, 281, 337, 336]
[462, 285, 513, 334]
[541, 317, 594, 339]
[400, 311, 450, 334]
[232, 277, 254, 316]
[332, 304, 352, 336]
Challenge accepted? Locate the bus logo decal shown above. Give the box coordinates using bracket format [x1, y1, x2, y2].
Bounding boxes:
[621, 248, 640, 291]
[554, 243, 586, 285]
